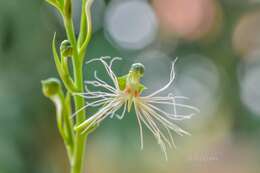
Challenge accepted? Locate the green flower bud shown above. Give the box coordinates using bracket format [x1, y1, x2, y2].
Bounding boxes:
[41, 78, 62, 97]
[60, 40, 73, 57]
[130, 63, 145, 77]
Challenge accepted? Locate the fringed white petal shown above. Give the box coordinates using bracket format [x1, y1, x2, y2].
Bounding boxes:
[134, 96, 194, 159]
[74, 57, 126, 132]
[144, 58, 177, 98]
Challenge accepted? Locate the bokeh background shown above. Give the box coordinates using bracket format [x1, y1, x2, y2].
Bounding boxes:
[0, 0, 260, 172]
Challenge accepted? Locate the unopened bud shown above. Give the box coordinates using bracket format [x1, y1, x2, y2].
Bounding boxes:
[60, 40, 73, 57]
[131, 63, 145, 77]
[41, 78, 61, 97]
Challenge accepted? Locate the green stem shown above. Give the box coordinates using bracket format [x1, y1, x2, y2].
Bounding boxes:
[61, 1, 94, 172]
[70, 62, 87, 173]
[45, 0, 95, 172]
[63, 13, 88, 173]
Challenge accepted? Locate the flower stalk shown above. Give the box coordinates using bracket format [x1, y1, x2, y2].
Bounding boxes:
[42, 0, 95, 173]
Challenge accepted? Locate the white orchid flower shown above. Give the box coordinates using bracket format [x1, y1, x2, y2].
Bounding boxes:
[73, 57, 199, 159]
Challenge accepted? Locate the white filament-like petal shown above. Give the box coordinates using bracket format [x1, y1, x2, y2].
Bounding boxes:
[135, 101, 170, 159]
[86, 56, 121, 90]
[145, 58, 177, 98]
[79, 98, 124, 134]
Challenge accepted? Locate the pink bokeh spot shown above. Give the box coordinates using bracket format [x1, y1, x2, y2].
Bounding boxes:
[153, 0, 218, 40]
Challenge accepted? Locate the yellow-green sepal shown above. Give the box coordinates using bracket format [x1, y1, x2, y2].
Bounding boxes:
[117, 75, 127, 91]
[117, 75, 147, 93]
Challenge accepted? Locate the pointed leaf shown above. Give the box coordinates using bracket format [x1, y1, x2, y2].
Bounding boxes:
[52, 33, 62, 74]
